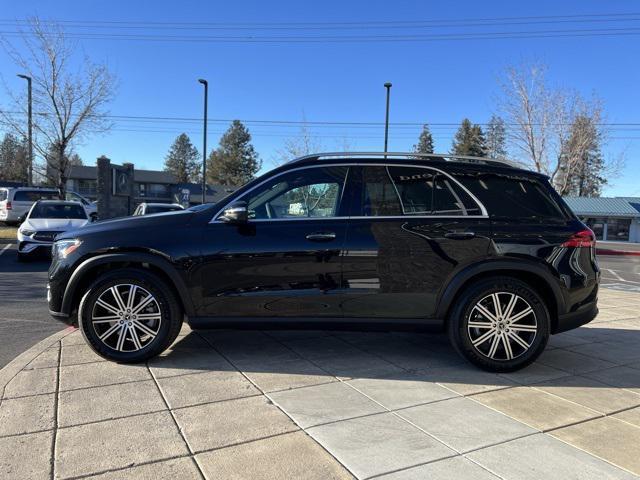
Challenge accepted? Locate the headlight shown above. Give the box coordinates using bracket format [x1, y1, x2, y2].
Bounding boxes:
[20, 228, 36, 236]
[54, 239, 82, 258]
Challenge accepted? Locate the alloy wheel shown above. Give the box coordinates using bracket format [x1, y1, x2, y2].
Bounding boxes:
[91, 284, 162, 352]
[467, 292, 537, 361]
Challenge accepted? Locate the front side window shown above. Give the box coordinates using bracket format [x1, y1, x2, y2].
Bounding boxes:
[358, 166, 482, 217]
[239, 166, 348, 220]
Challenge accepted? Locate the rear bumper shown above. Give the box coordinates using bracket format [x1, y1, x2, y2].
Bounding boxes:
[553, 300, 598, 334]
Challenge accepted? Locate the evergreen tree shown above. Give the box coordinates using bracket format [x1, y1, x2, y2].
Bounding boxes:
[0, 133, 28, 182]
[485, 115, 508, 159]
[43, 144, 83, 187]
[413, 124, 435, 155]
[561, 115, 606, 197]
[451, 119, 487, 157]
[164, 133, 201, 183]
[207, 120, 261, 186]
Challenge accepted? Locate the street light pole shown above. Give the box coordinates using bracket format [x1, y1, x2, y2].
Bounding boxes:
[198, 79, 208, 204]
[17, 74, 33, 186]
[383, 82, 392, 154]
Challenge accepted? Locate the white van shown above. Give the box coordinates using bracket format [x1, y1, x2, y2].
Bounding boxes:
[0, 187, 97, 224]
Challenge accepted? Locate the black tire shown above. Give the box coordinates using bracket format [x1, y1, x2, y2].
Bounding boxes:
[78, 268, 183, 363]
[447, 276, 550, 372]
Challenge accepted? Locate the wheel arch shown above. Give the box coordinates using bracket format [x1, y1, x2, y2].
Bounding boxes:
[436, 260, 565, 332]
[62, 252, 195, 318]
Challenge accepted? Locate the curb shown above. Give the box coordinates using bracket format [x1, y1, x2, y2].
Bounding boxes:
[0, 326, 76, 397]
[597, 248, 640, 257]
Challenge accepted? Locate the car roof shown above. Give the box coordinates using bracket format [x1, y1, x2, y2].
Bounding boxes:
[281, 152, 545, 178]
[33, 200, 83, 206]
[142, 203, 183, 207]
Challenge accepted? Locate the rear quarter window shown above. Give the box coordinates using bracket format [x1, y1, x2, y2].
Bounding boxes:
[0, 190, 7, 202]
[454, 172, 569, 221]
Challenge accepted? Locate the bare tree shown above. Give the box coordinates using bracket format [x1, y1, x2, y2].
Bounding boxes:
[0, 18, 116, 193]
[497, 62, 621, 193]
[274, 115, 324, 166]
[498, 63, 554, 174]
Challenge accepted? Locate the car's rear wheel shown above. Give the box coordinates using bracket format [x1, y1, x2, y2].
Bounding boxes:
[448, 276, 550, 372]
[78, 268, 183, 363]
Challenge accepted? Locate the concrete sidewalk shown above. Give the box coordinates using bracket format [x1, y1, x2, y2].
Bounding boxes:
[2, 288, 640, 479]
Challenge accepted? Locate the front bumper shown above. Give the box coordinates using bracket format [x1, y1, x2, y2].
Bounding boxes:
[18, 240, 53, 256]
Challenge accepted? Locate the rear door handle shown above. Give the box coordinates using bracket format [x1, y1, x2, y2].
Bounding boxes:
[306, 232, 336, 242]
[444, 231, 476, 239]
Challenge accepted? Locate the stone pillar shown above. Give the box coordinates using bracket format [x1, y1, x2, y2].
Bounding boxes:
[96, 156, 111, 220]
[96, 156, 135, 220]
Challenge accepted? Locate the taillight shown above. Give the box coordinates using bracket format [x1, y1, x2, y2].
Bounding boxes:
[561, 228, 596, 248]
[5, 201, 11, 210]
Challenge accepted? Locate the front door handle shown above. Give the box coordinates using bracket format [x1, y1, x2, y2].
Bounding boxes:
[306, 232, 336, 242]
[444, 231, 476, 239]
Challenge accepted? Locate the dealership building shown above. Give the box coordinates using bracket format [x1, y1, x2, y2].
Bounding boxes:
[564, 197, 640, 243]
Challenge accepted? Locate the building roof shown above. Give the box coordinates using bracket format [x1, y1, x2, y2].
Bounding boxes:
[563, 197, 640, 218]
[69, 165, 176, 184]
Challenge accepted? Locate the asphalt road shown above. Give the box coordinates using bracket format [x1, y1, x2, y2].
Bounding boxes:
[0, 243, 65, 369]
[599, 254, 640, 293]
[0, 240, 638, 369]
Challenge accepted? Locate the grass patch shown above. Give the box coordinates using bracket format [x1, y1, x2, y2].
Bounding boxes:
[0, 225, 17, 240]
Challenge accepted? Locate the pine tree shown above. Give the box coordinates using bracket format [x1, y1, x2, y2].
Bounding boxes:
[413, 124, 435, 155]
[207, 120, 261, 186]
[0, 133, 28, 182]
[451, 119, 487, 157]
[485, 115, 508, 159]
[561, 115, 606, 197]
[164, 133, 201, 183]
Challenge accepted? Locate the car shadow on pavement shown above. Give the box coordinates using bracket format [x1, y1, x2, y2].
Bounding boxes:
[149, 326, 640, 390]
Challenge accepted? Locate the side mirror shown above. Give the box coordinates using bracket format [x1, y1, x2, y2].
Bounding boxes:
[220, 201, 248, 224]
[17, 215, 25, 224]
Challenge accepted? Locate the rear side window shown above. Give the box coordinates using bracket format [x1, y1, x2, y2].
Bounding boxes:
[454, 173, 568, 221]
[358, 166, 482, 217]
[0, 190, 7, 202]
[13, 190, 59, 202]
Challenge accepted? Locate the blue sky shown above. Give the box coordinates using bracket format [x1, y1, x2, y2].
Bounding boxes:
[1, 0, 639, 195]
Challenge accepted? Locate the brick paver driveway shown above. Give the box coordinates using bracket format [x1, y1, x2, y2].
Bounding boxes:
[1, 288, 640, 479]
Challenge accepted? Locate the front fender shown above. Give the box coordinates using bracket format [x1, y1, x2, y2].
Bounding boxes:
[61, 252, 196, 316]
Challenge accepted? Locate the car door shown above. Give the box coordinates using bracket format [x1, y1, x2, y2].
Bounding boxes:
[340, 164, 492, 319]
[196, 165, 350, 319]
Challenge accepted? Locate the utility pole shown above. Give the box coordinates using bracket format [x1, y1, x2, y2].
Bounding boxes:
[17, 74, 33, 185]
[198, 79, 208, 204]
[383, 82, 392, 154]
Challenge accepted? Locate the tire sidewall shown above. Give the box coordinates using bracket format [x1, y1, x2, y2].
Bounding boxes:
[449, 277, 550, 372]
[78, 269, 181, 363]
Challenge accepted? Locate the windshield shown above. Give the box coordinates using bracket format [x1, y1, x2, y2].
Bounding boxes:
[30, 203, 87, 219]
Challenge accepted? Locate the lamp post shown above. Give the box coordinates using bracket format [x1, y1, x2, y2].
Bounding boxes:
[17, 74, 33, 186]
[198, 79, 208, 204]
[383, 82, 392, 154]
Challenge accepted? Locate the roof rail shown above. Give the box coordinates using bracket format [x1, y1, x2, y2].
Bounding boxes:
[288, 151, 525, 169]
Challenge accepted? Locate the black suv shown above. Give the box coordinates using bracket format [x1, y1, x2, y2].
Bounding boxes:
[48, 153, 599, 371]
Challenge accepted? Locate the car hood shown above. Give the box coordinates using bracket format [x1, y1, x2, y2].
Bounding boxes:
[24, 218, 89, 231]
[56, 209, 197, 240]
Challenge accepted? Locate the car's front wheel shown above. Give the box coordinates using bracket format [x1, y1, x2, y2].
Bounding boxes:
[448, 276, 550, 372]
[78, 268, 183, 363]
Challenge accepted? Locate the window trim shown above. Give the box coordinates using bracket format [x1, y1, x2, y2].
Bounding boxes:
[210, 163, 488, 223]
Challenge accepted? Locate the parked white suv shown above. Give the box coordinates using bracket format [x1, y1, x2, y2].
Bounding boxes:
[17, 200, 90, 261]
[0, 187, 97, 224]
